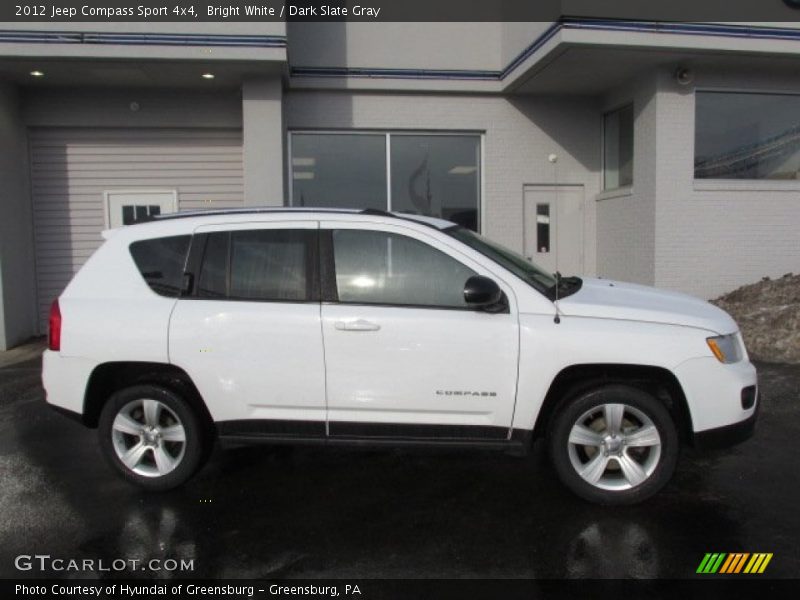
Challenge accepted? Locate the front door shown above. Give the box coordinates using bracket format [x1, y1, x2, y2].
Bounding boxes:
[523, 184, 585, 276]
[105, 190, 177, 228]
[320, 222, 519, 440]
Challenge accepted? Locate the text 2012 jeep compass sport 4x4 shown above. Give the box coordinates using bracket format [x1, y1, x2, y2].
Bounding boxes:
[42, 208, 758, 504]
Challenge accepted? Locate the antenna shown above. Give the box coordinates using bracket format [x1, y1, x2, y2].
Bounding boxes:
[549, 153, 563, 325]
[554, 271, 562, 324]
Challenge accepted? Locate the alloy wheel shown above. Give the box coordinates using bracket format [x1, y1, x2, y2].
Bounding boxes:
[111, 399, 187, 477]
[567, 403, 662, 491]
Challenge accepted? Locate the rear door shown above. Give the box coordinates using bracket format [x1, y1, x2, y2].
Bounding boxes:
[169, 221, 326, 435]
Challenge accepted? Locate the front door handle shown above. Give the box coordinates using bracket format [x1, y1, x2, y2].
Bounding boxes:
[334, 319, 381, 332]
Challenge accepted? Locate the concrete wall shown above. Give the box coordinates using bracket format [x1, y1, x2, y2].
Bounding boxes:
[0, 22, 286, 63]
[596, 73, 658, 286]
[0, 83, 37, 350]
[287, 22, 504, 71]
[653, 66, 800, 299]
[501, 22, 555, 67]
[23, 87, 242, 128]
[285, 90, 601, 273]
[598, 65, 800, 299]
[242, 78, 284, 206]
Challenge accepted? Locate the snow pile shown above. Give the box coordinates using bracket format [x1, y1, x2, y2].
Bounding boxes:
[712, 273, 800, 364]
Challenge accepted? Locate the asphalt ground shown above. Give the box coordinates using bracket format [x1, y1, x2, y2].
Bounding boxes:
[0, 356, 798, 580]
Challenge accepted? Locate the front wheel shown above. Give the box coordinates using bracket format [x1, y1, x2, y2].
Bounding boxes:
[548, 384, 678, 505]
[98, 384, 208, 491]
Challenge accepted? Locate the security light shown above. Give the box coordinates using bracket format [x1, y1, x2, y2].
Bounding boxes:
[675, 67, 694, 85]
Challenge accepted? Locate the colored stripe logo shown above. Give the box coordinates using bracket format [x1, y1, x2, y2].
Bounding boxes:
[697, 553, 773, 574]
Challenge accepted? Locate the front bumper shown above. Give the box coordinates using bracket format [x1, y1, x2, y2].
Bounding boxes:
[693, 398, 758, 450]
[673, 356, 758, 434]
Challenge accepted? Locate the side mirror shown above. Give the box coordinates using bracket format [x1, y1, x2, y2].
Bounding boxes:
[463, 275, 503, 308]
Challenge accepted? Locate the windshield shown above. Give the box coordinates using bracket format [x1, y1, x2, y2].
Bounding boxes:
[445, 227, 558, 294]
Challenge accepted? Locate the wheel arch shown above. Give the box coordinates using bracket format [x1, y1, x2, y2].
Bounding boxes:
[83, 361, 214, 433]
[532, 363, 693, 444]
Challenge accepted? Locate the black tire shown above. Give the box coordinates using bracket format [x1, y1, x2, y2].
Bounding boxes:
[548, 384, 678, 505]
[98, 384, 208, 491]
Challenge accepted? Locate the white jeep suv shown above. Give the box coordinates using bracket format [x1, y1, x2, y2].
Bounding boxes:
[42, 208, 758, 504]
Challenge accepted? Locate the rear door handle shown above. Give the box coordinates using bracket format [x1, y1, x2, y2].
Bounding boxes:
[334, 319, 381, 332]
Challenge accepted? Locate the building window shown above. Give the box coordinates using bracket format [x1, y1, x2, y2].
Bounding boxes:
[603, 105, 634, 190]
[290, 133, 386, 210]
[390, 135, 481, 231]
[290, 132, 481, 231]
[695, 91, 800, 180]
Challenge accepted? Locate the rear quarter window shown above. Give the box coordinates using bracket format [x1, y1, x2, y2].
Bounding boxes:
[129, 235, 191, 297]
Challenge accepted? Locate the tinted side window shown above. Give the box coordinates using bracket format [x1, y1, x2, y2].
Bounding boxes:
[332, 230, 476, 308]
[197, 232, 228, 298]
[197, 230, 314, 302]
[129, 235, 191, 297]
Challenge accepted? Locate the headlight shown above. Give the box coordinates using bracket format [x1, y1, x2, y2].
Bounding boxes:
[706, 333, 743, 364]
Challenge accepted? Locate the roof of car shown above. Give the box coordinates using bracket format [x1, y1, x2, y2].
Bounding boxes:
[140, 207, 457, 230]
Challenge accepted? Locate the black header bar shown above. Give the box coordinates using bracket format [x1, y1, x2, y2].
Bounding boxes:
[3, 0, 800, 22]
[4, 578, 800, 600]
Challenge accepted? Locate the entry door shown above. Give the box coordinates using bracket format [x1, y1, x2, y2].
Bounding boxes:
[320, 222, 519, 439]
[105, 190, 177, 228]
[523, 185, 585, 276]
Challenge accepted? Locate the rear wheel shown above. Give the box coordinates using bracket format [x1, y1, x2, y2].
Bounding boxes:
[548, 384, 678, 505]
[99, 384, 208, 491]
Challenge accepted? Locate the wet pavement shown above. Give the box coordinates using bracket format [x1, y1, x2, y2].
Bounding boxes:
[0, 356, 798, 579]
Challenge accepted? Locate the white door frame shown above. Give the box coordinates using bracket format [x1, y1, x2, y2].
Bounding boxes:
[103, 189, 178, 228]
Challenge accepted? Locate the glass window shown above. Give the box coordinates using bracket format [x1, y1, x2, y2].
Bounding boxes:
[122, 204, 161, 225]
[197, 230, 313, 302]
[603, 105, 634, 190]
[536, 203, 550, 253]
[332, 230, 477, 308]
[390, 135, 480, 230]
[695, 91, 800, 179]
[290, 132, 481, 231]
[197, 232, 229, 299]
[446, 227, 556, 294]
[290, 133, 386, 210]
[129, 235, 191, 297]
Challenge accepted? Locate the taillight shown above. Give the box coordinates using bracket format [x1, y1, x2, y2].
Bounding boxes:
[48, 299, 61, 351]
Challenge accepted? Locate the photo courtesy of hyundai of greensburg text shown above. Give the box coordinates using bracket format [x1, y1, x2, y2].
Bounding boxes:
[0, 1, 799, 599]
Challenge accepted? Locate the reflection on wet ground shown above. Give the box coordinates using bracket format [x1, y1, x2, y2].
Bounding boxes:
[1, 358, 798, 578]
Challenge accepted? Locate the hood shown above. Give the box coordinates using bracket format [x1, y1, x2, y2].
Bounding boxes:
[556, 278, 737, 334]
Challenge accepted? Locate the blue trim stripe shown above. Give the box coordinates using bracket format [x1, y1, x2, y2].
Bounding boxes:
[293, 19, 800, 82]
[290, 66, 498, 81]
[0, 30, 286, 48]
[563, 18, 800, 41]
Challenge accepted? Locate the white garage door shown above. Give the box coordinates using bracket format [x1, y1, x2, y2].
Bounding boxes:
[29, 127, 244, 332]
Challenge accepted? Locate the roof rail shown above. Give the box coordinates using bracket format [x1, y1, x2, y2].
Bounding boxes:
[359, 208, 395, 217]
[133, 206, 447, 230]
[139, 207, 362, 223]
[359, 208, 444, 230]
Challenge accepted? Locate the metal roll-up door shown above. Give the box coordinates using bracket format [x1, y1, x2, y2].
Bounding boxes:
[29, 127, 244, 332]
